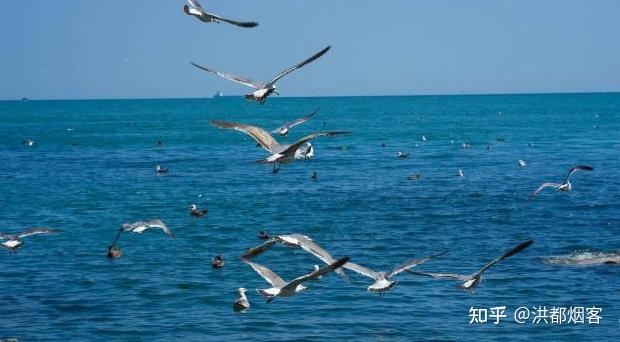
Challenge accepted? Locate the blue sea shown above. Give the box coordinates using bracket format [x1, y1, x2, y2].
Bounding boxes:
[1, 93, 619, 341]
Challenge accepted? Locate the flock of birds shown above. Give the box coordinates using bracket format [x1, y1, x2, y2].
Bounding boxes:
[4, 0, 611, 316]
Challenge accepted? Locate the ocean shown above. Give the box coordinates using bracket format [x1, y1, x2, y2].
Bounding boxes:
[1, 93, 619, 341]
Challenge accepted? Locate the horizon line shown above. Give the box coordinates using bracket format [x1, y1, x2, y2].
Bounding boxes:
[3, 90, 620, 102]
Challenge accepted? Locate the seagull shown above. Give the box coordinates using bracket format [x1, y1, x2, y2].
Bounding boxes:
[0, 228, 61, 251]
[421, 135, 427, 142]
[241, 234, 348, 278]
[210, 120, 349, 173]
[408, 240, 533, 291]
[191, 46, 331, 104]
[529, 165, 593, 199]
[311, 171, 318, 180]
[343, 252, 448, 295]
[22, 139, 34, 147]
[212, 255, 225, 268]
[518, 159, 527, 168]
[183, 0, 258, 28]
[155, 165, 168, 174]
[188, 204, 208, 217]
[462, 142, 471, 149]
[456, 169, 464, 177]
[107, 220, 174, 258]
[233, 288, 250, 312]
[245, 256, 349, 302]
[397, 152, 409, 158]
[407, 174, 421, 181]
[271, 108, 320, 137]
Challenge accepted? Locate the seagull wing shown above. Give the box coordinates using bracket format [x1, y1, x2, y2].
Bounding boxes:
[187, 0, 203, 10]
[405, 271, 470, 281]
[17, 228, 61, 238]
[190, 62, 263, 90]
[529, 182, 562, 199]
[281, 131, 350, 156]
[210, 120, 281, 153]
[127, 220, 174, 236]
[343, 262, 380, 280]
[241, 238, 278, 260]
[471, 240, 533, 279]
[245, 260, 287, 288]
[282, 257, 349, 292]
[287, 234, 336, 264]
[388, 251, 448, 277]
[209, 13, 258, 28]
[565, 165, 594, 183]
[265, 46, 331, 87]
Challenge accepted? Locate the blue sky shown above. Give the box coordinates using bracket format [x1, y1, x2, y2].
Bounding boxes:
[1, 0, 619, 100]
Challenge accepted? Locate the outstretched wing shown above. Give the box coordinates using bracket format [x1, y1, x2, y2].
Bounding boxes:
[471, 240, 534, 279]
[343, 261, 379, 280]
[565, 165, 594, 183]
[406, 271, 470, 282]
[126, 219, 174, 236]
[281, 131, 350, 156]
[529, 182, 562, 199]
[245, 260, 287, 288]
[210, 120, 281, 153]
[190, 62, 263, 89]
[241, 238, 278, 260]
[210, 13, 258, 28]
[388, 251, 448, 277]
[266, 46, 331, 87]
[282, 257, 349, 292]
[271, 108, 320, 133]
[18, 228, 61, 238]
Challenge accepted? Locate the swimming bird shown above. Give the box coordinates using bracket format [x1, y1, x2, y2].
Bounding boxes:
[421, 135, 427, 142]
[107, 246, 122, 258]
[0, 228, 61, 251]
[212, 255, 225, 268]
[183, 0, 258, 28]
[233, 288, 250, 311]
[245, 256, 349, 302]
[408, 240, 533, 291]
[518, 159, 527, 168]
[456, 169, 464, 177]
[155, 165, 168, 174]
[311, 171, 318, 180]
[188, 204, 208, 217]
[191, 46, 331, 104]
[210, 120, 349, 173]
[343, 251, 448, 295]
[397, 152, 409, 158]
[258, 230, 270, 240]
[22, 139, 34, 147]
[271, 108, 320, 137]
[529, 165, 593, 199]
[462, 142, 471, 149]
[407, 174, 421, 181]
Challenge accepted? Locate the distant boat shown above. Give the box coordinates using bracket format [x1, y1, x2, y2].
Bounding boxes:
[212, 91, 238, 98]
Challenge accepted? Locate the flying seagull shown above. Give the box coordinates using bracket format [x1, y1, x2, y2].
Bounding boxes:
[233, 288, 250, 311]
[271, 108, 320, 137]
[183, 0, 258, 28]
[407, 240, 533, 291]
[245, 256, 349, 302]
[191, 46, 331, 104]
[242, 234, 349, 278]
[107, 220, 174, 258]
[210, 120, 349, 173]
[0, 228, 61, 251]
[529, 165, 593, 199]
[343, 252, 448, 295]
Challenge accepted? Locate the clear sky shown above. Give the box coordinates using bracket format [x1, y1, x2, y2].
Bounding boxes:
[1, 0, 619, 100]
